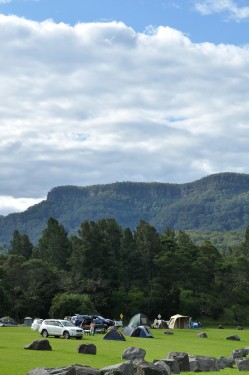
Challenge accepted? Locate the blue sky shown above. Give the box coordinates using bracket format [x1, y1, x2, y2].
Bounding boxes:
[1, 0, 249, 45]
[0, 0, 249, 215]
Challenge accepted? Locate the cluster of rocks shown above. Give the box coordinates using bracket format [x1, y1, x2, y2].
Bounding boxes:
[26, 340, 249, 374]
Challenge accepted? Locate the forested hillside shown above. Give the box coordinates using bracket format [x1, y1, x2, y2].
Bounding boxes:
[2, 217, 249, 324]
[1, 172, 249, 247]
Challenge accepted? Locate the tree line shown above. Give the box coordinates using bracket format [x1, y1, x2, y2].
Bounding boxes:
[1, 217, 249, 324]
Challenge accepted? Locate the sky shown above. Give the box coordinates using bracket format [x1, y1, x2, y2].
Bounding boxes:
[0, 0, 249, 215]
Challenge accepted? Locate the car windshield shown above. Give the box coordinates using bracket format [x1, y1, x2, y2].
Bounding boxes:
[61, 320, 75, 327]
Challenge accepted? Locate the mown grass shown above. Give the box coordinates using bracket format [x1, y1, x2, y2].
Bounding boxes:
[1, 326, 249, 375]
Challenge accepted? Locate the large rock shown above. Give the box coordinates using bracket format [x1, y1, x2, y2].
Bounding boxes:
[231, 349, 244, 359]
[101, 361, 134, 375]
[190, 355, 220, 372]
[226, 334, 240, 341]
[156, 359, 179, 374]
[78, 344, 97, 355]
[197, 332, 208, 338]
[153, 361, 171, 375]
[167, 352, 190, 372]
[236, 358, 249, 371]
[218, 356, 235, 369]
[133, 360, 166, 375]
[28, 365, 101, 375]
[122, 347, 146, 361]
[24, 340, 52, 351]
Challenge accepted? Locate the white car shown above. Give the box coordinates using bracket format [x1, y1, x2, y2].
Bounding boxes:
[39, 319, 84, 339]
[31, 318, 43, 331]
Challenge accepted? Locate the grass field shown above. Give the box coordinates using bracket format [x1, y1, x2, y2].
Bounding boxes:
[1, 326, 249, 374]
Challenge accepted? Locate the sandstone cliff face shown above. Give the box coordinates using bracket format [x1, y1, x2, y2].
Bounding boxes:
[1, 172, 249, 247]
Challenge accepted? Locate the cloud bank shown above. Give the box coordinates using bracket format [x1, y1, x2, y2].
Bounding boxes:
[1, 14, 249, 214]
[195, 0, 249, 21]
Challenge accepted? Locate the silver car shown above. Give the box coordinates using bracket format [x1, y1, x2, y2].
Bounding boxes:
[39, 319, 83, 339]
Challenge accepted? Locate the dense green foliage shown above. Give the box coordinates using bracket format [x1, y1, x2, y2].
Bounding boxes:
[1, 172, 249, 247]
[1, 327, 248, 375]
[1, 217, 249, 326]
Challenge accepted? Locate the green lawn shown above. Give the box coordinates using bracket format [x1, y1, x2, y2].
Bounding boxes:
[1, 326, 249, 374]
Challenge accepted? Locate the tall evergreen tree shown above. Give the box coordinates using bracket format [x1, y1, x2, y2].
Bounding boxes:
[37, 217, 71, 270]
[9, 230, 33, 260]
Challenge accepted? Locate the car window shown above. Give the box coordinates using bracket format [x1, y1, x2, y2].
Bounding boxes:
[62, 321, 74, 327]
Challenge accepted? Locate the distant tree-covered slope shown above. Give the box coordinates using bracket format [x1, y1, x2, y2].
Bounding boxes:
[1, 172, 249, 247]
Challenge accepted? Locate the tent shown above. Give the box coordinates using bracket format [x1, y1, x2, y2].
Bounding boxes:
[103, 329, 126, 341]
[167, 314, 190, 329]
[122, 326, 134, 336]
[130, 325, 154, 338]
[128, 313, 151, 328]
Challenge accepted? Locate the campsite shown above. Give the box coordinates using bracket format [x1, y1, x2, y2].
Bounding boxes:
[2, 322, 249, 375]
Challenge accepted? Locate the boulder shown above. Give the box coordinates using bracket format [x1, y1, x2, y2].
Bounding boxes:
[133, 360, 166, 375]
[167, 352, 190, 372]
[192, 355, 220, 372]
[101, 361, 134, 375]
[158, 359, 179, 374]
[226, 334, 240, 341]
[78, 343, 97, 355]
[163, 331, 173, 335]
[230, 349, 244, 359]
[122, 347, 146, 361]
[197, 332, 208, 338]
[153, 361, 171, 375]
[218, 356, 235, 369]
[24, 340, 52, 351]
[28, 365, 101, 375]
[236, 358, 249, 371]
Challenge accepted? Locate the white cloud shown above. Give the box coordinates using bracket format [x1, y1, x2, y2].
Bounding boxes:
[0, 196, 44, 216]
[195, 0, 249, 21]
[0, 15, 249, 215]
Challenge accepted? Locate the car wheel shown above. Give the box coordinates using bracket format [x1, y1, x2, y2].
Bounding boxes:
[63, 331, 70, 339]
[42, 330, 48, 338]
[76, 337, 82, 340]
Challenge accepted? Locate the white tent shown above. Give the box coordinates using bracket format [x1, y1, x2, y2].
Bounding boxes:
[168, 314, 190, 329]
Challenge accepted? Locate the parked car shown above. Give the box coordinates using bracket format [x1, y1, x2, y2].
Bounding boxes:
[39, 319, 83, 339]
[71, 314, 89, 326]
[96, 315, 115, 327]
[79, 316, 107, 332]
[87, 314, 115, 327]
[31, 318, 43, 331]
[0, 319, 18, 327]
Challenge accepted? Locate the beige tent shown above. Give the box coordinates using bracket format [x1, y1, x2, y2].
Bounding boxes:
[168, 314, 190, 329]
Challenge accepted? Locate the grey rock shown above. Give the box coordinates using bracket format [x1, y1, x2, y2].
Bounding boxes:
[153, 361, 171, 375]
[78, 344, 97, 355]
[197, 332, 208, 338]
[24, 340, 52, 351]
[122, 347, 146, 361]
[167, 352, 190, 372]
[226, 334, 240, 341]
[193, 355, 220, 372]
[231, 349, 244, 359]
[28, 365, 101, 375]
[101, 361, 133, 375]
[133, 360, 166, 375]
[236, 358, 249, 371]
[218, 356, 235, 369]
[157, 359, 179, 374]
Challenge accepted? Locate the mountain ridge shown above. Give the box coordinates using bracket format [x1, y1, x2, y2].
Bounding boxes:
[1, 172, 249, 247]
